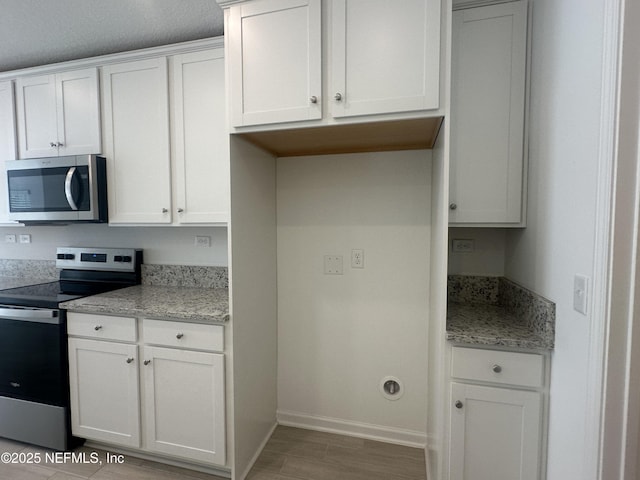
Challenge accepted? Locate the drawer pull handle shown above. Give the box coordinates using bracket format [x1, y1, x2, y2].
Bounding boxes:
[455, 400, 463, 409]
[176, 333, 184, 339]
[126, 357, 134, 364]
[94, 325, 103, 331]
[144, 360, 151, 366]
[492, 364, 502, 373]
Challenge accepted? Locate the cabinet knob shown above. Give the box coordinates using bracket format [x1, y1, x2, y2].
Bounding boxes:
[176, 333, 184, 339]
[94, 325, 102, 331]
[492, 364, 502, 373]
[334, 92, 343, 101]
[57, 142, 63, 147]
[177, 208, 184, 213]
[455, 400, 463, 409]
[310, 96, 318, 104]
[144, 360, 151, 366]
[50, 142, 57, 147]
[449, 203, 457, 210]
[126, 357, 134, 364]
[162, 208, 168, 213]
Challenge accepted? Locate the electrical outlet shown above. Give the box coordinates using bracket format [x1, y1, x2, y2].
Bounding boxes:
[5, 234, 16, 244]
[19, 234, 31, 244]
[452, 239, 474, 253]
[194, 236, 211, 247]
[351, 249, 364, 268]
[324, 255, 343, 275]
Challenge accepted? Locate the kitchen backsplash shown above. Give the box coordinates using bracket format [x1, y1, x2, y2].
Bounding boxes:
[141, 264, 228, 288]
[0, 259, 228, 289]
[0, 259, 57, 280]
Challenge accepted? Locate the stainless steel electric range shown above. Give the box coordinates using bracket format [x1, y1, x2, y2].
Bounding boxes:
[0, 247, 142, 450]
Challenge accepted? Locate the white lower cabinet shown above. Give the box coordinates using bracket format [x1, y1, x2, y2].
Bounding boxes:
[143, 346, 225, 464]
[67, 313, 226, 467]
[68, 338, 141, 447]
[448, 346, 546, 480]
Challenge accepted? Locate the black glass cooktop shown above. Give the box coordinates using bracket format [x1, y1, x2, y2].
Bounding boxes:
[0, 282, 83, 309]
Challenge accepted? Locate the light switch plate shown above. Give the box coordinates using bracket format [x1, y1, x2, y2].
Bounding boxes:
[573, 274, 589, 315]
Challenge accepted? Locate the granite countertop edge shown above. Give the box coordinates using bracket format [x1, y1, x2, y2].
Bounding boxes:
[60, 285, 230, 325]
[445, 330, 553, 350]
[446, 303, 554, 351]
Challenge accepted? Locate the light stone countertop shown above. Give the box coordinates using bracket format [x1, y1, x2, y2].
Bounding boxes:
[446, 303, 551, 350]
[61, 285, 229, 324]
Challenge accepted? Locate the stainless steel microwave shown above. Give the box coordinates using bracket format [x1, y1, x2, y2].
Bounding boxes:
[6, 155, 107, 224]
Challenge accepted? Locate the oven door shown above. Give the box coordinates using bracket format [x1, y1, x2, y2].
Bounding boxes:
[6, 155, 105, 223]
[0, 306, 67, 407]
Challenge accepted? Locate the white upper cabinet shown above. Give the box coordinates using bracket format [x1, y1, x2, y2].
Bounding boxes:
[223, 0, 441, 129]
[330, 0, 440, 118]
[101, 58, 173, 224]
[170, 49, 229, 224]
[227, 0, 322, 127]
[0, 81, 17, 224]
[16, 68, 101, 159]
[449, 1, 528, 226]
[102, 43, 229, 226]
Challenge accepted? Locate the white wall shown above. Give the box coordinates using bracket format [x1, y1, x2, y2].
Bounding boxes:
[276, 150, 431, 444]
[504, 0, 607, 477]
[0, 225, 228, 266]
[448, 227, 506, 276]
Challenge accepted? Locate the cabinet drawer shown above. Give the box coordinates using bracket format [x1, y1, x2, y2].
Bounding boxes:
[67, 313, 137, 342]
[142, 319, 224, 352]
[451, 347, 544, 388]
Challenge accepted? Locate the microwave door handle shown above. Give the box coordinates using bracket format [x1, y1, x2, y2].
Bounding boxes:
[64, 167, 79, 211]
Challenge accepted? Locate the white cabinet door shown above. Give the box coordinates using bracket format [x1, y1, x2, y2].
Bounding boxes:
[102, 58, 172, 224]
[55, 68, 102, 156]
[227, 0, 322, 126]
[449, 382, 542, 480]
[330, 0, 441, 118]
[16, 68, 101, 159]
[0, 81, 17, 224]
[142, 346, 226, 465]
[449, 1, 527, 225]
[171, 49, 229, 224]
[16, 74, 58, 158]
[68, 338, 140, 447]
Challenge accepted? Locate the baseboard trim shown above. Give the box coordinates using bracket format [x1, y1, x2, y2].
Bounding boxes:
[237, 421, 278, 480]
[276, 410, 427, 448]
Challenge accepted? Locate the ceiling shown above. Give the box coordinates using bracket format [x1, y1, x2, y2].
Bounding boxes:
[0, 0, 225, 73]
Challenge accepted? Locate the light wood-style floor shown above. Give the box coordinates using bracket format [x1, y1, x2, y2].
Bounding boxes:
[0, 426, 427, 480]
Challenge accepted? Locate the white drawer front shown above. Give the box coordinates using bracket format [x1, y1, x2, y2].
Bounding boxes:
[451, 347, 544, 388]
[67, 313, 137, 342]
[142, 319, 224, 352]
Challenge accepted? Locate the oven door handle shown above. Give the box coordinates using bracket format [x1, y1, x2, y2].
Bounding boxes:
[65, 167, 79, 211]
[0, 308, 61, 324]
